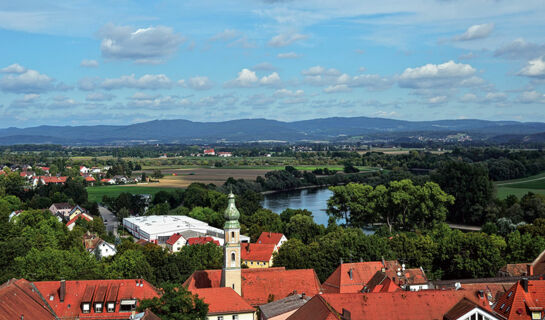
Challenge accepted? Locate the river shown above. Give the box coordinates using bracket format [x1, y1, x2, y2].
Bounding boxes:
[262, 187, 334, 225]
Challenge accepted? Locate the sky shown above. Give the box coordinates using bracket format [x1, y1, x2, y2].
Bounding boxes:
[0, 0, 545, 128]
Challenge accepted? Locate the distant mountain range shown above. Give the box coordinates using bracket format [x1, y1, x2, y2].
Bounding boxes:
[1, 117, 545, 145]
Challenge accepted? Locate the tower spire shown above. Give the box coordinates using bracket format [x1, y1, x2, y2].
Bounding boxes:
[222, 192, 242, 295]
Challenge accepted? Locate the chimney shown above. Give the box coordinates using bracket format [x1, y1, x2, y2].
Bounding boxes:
[527, 264, 534, 276]
[341, 308, 351, 320]
[59, 280, 66, 302]
[359, 257, 363, 263]
[340, 258, 343, 264]
[301, 292, 306, 300]
[348, 268, 353, 280]
[381, 256, 386, 269]
[521, 278, 529, 292]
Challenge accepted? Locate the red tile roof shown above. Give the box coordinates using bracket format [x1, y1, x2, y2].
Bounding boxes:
[85, 176, 96, 182]
[185, 267, 322, 306]
[33, 279, 160, 319]
[186, 236, 220, 246]
[66, 213, 93, 227]
[444, 298, 497, 320]
[288, 290, 492, 320]
[322, 260, 400, 293]
[192, 287, 255, 315]
[241, 243, 276, 262]
[494, 280, 545, 320]
[166, 233, 184, 245]
[39, 176, 67, 184]
[0, 279, 57, 319]
[257, 232, 285, 246]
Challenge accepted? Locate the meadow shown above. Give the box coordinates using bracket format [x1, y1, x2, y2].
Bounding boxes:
[495, 172, 545, 199]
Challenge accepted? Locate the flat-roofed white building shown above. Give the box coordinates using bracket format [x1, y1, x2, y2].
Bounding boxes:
[123, 215, 250, 245]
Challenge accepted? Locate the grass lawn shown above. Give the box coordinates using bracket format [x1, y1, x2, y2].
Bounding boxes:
[87, 185, 180, 202]
[495, 171, 545, 199]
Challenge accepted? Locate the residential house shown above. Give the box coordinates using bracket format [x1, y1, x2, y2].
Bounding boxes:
[66, 212, 94, 231]
[187, 236, 220, 246]
[494, 279, 545, 320]
[241, 243, 276, 268]
[218, 152, 233, 157]
[259, 293, 311, 320]
[8, 210, 23, 222]
[133, 309, 161, 320]
[33, 176, 68, 187]
[113, 175, 128, 184]
[287, 290, 499, 320]
[0, 279, 58, 320]
[498, 248, 545, 277]
[33, 279, 160, 319]
[67, 205, 88, 221]
[84, 176, 96, 185]
[165, 233, 187, 253]
[83, 232, 117, 259]
[204, 148, 216, 155]
[49, 202, 74, 220]
[40, 166, 50, 173]
[90, 167, 101, 174]
[192, 287, 255, 320]
[101, 178, 115, 184]
[257, 232, 288, 251]
[80, 166, 90, 174]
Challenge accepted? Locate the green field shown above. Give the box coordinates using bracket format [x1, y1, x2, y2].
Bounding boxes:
[495, 172, 545, 199]
[87, 185, 180, 203]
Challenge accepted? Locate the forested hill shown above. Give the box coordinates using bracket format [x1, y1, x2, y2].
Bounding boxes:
[1, 117, 545, 145]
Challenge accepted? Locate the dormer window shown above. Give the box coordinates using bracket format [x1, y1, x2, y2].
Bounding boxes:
[532, 312, 542, 320]
[95, 302, 103, 313]
[107, 302, 115, 312]
[82, 303, 90, 313]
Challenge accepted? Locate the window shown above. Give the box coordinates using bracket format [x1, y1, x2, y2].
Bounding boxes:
[232, 315, 238, 320]
[507, 292, 513, 297]
[218, 317, 224, 320]
[107, 302, 115, 312]
[82, 303, 90, 313]
[95, 303, 103, 313]
[231, 252, 236, 267]
[532, 312, 542, 320]
[500, 304, 505, 310]
[119, 300, 137, 312]
[231, 232, 235, 241]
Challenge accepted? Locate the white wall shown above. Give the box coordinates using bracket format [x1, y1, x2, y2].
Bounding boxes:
[207, 312, 255, 320]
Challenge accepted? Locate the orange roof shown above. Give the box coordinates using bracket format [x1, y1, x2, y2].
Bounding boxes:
[257, 232, 285, 245]
[322, 260, 400, 293]
[85, 176, 96, 182]
[33, 279, 160, 319]
[494, 280, 545, 320]
[166, 233, 184, 245]
[0, 279, 57, 319]
[66, 213, 92, 227]
[185, 267, 322, 306]
[187, 237, 220, 246]
[40, 176, 67, 184]
[288, 290, 492, 320]
[192, 287, 255, 315]
[241, 243, 276, 262]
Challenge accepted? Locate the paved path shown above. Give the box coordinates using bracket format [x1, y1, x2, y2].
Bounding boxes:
[496, 176, 545, 186]
[99, 205, 118, 236]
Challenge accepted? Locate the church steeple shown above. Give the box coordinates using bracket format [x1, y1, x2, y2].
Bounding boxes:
[221, 192, 242, 295]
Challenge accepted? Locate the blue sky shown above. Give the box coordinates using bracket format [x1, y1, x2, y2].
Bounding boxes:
[0, 0, 544, 127]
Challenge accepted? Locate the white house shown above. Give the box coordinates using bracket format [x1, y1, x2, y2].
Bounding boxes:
[192, 288, 255, 320]
[93, 240, 117, 259]
[79, 166, 89, 174]
[165, 233, 187, 253]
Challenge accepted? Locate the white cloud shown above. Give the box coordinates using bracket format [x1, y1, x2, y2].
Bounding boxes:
[210, 29, 238, 41]
[454, 23, 494, 41]
[224, 69, 280, 88]
[268, 33, 308, 47]
[460, 93, 477, 102]
[98, 23, 184, 64]
[398, 60, 476, 88]
[86, 92, 115, 101]
[518, 91, 545, 104]
[518, 56, 545, 78]
[80, 59, 99, 68]
[274, 89, 304, 97]
[1, 63, 26, 73]
[302, 66, 341, 77]
[494, 39, 545, 60]
[228, 36, 257, 49]
[100, 74, 174, 90]
[428, 96, 447, 104]
[277, 52, 300, 59]
[0, 65, 57, 93]
[484, 92, 507, 102]
[187, 76, 213, 90]
[323, 84, 350, 93]
[78, 77, 100, 91]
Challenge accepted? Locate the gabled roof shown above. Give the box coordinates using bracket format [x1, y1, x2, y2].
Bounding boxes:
[444, 298, 498, 320]
[33, 279, 160, 319]
[257, 232, 285, 245]
[166, 233, 184, 245]
[0, 279, 57, 319]
[322, 260, 400, 293]
[494, 280, 545, 320]
[185, 267, 322, 306]
[288, 290, 492, 320]
[187, 236, 220, 246]
[363, 271, 401, 293]
[500, 263, 530, 277]
[259, 293, 311, 319]
[532, 249, 545, 275]
[192, 287, 255, 315]
[241, 243, 276, 262]
[51, 202, 72, 210]
[285, 295, 339, 320]
[85, 176, 96, 182]
[66, 213, 93, 227]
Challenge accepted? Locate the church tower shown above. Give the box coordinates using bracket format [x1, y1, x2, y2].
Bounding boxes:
[221, 192, 242, 295]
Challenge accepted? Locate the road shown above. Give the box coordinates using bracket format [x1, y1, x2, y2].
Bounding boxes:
[496, 175, 545, 186]
[99, 205, 118, 236]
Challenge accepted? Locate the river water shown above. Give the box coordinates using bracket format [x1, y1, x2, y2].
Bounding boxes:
[262, 187, 333, 225]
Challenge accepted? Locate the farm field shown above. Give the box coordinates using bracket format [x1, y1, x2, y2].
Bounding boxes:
[495, 172, 545, 199]
[87, 185, 178, 203]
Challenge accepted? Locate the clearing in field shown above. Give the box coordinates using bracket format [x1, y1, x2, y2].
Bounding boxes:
[495, 171, 545, 199]
[87, 185, 179, 203]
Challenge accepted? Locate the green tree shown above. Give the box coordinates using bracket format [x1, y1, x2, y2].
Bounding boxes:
[138, 283, 208, 320]
[284, 214, 324, 244]
[108, 249, 154, 282]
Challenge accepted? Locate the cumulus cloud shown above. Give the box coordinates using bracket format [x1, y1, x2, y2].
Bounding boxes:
[274, 89, 304, 97]
[100, 74, 174, 90]
[323, 84, 351, 93]
[98, 23, 184, 64]
[302, 65, 392, 90]
[186, 76, 213, 90]
[86, 92, 115, 101]
[80, 59, 99, 68]
[428, 96, 447, 104]
[224, 69, 281, 88]
[10, 93, 40, 108]
[398, 60, 476, 88]
[459, 93, 477, 102]
[518, 91, 545, 104]
[494, 39, 545, 60]
[483, 92, 507, 102]
[210, 29, 238, 41]
[518, 56, 545, 78]
[0, 64, 59, 93]
[277, 52, 300, 59]
[78, 77, 100, 91]
[454, 23, 494, 41]
[268, 33, 308, 47]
